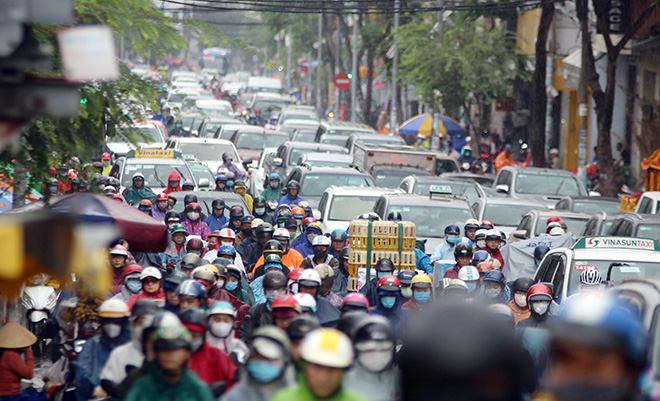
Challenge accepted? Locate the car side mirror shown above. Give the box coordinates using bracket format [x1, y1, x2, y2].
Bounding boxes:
[273, 157, 283, 167]
[511, 229, 527, 240]
[242, 158, 253, 169]
[495, 184, 509, 194]
[198, 178, 210, 188]
[191, 130, 199, 137]
[312, 209, 321, 220]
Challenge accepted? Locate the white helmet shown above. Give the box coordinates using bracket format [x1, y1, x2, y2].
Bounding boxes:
[485, 229, 501, 240]
[300, 328, 353, 368]
[99, 298, 129, 318]
[293, 292, 317, 312]
[273, 228, 290, 239]
[140, 267, 162, 281]
[458, 265, 479, 282]
[312, 235, 331, 247]
[219, 228, 236, 240]
[298, 269, 322, 287]
[580, 268, 602, 286]
[549, 227, 564, 236]
[475, 229, 488, 240]
[444, 278, 469, 290]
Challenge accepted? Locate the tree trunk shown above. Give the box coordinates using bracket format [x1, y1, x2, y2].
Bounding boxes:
[596, 56, 618, 196]
[361, 46, 374, 124]
[530, 2, 554, 168]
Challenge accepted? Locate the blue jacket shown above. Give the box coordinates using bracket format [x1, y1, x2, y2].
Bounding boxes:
[414, 249, 433, 274]
[314, 297, 341, 328]
[278, 194, 304, 207]
[369, 291, 413, 339]
[73, 322, 130, 401]
[204, 213, 229, 232]
[430, 240, 455, 262]
[292, 227, 315, 258]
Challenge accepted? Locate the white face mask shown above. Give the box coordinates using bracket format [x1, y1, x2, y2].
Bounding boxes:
[484, 288, 501, 298]
[532, 301, 550, 315]
[266, 289, 284, 303]
[476, 240, 486, 249]
[514, 293, 527, 308]
[210, 322, 233, 338]
[188, 212, 200, 221]
[358, 350, 392, 373]
[103, 323, 122, 339]
[190, 337, 204, 352]
[221, 240, 233, 247]
[216, 279, 225, 289]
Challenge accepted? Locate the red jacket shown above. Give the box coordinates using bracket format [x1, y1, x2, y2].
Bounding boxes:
[443, 265, 460, 279]
[208, 290, 249, 332]
[486, 248, 505, 269]
[126, 289, 165, 310]
[189, 342, 237, 387]
[163, 171, 182, 194]
[0, 349, 34, 395]
[112, 267, 124, 295]
[402, 300, 425, 315]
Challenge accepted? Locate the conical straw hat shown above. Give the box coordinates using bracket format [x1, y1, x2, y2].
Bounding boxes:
[0, 321, 37, 348]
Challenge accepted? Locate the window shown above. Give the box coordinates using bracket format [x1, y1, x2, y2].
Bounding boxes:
[328, 195, 381, 221]
[518, 215, 532, 236]
[619, 221, 634, 237]
[551, 256, 566, 301]
[638, 197, 652, 214]
[542, 255, 561, 283]
[318, 193, 329, 218]
[515, 174, 581, 196]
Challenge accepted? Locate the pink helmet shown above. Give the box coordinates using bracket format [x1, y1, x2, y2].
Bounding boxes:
[340, 292, 370, 312]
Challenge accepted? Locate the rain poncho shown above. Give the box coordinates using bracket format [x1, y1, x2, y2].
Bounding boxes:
[430, 241, 455, 262]
[277, 194, 304, 207]
[369, 291, 413, 339]
[204, 213, 229, 232]
[220, 162, 247, 179]
[343, 362, 401, 401]
[152, 203, 168, 222]
[182, 219, 211, 241]
[100, 340, 144, 385]
[124, 173, 157, 206]
[234, 185, 253, 211]
[125, 361, 214, 401]
[261, 183, 284, 203]
[271, 374, 368, 401]
[313, 297, 341, 328]
[207, 327, 250, 363]
[292, 226, 319, 258]
[163, 171, 182, 194]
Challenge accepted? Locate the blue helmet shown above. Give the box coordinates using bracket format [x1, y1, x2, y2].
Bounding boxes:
[331, 229, 348, 242]
[456, 237, 473, 247]
[175, 279, 206, 299]
[482, 270, 505, 287]
[552, 295, 647, 369]
[445, 224, 460, 236]
[215, 174, 227, 183]
[218, 244, 236, 256]
[472, 250, 490, 265]
[533, 245, 550, 261]
[269, 173, 281, 181]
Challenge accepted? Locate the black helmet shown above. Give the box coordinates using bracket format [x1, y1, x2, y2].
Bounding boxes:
[255, 222, 275, 238]
[375, 258, 395, 273]
[181, 253, 202, 269]
[178, 308, 206, 328]
[352, 315, 396, 345]
[445, 224, 460, 236]
[337, 310, 368, 338]
[211, 199, 226, 211]
[511, 277, 534, 294]
[165, 211, 181, 224]
[533, 245, 550, 261]
[263, 239, 284, 254]
[286, 180, 300, 190]
[241, 215, 254, 225]
[340, 246, 351, 261]
[277, 209, 293, 220]
[263, 271, 287, 289]
[183, 194, 198, 206]
[453, 242, 473, 259]
[131, 300, 160, 319]
[164, 271, 188, 291]
[397, 270, 417, 287]
[229, 205, 244, 218]
[286, 316, 321, 341]
[254, 196, 267, 208]
[387, 211, 403, 221]
[222, 152, 233, 163]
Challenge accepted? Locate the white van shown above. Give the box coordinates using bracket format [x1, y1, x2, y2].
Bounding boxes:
[635, 192, 660, 214]
[246, 77, 282, 94]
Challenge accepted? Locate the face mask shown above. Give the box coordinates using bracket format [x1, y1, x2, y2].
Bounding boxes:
[270, 181, 279, 189]
[532, 300, 549, 315]
[401, 287, 412, 299]
[535, 260, 541, 267]
[446, 235, 459, 245]
[241, 228, 252, 237]
[288, 282, 299, 295]
[131, 323, 146, 347]
[377, 271, 393, 280]
[414, 292, 430, 304]
[381, 296, 396, 309]
[466, 282, 477, 292]
[190, 337, 204, 352]
[102, 160, 110, 167]
[546, 383, 630, 401]
[307, 233, 318, 244]
[225, 282, 238, 291]
[313, 249, 328, 260]
[358, 350, 393, 373]
[247, 360, 281, 383]
[126, 279, 142, 294]
[255, 208, 266, 215]
[59, 171, 66, 177]
[188, 212, 200, 221]
[221, 240, 233, 247]
[176, 124, 183, 128]
[476, 240, 486, 249]
[514, 293, 527, 308]
[210, 322, 233, 338]
[266, 289, 284, 303]
[103, 323, 122, 339]
[216, 279, 225, 289]
[227, 181, 234, 187]
[158, 201, 168, 211]
[485, 288, 501, 298]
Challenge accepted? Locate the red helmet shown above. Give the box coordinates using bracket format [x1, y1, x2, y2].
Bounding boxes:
[156, 193, 168, 202]
[208, 230, 221, 238]
[377, 276, 401, 292]
[187, 238, 204, 251]
[547, 216, 561, 225]
[288, 267, 304, 281]
[559, 221, 567, 230]
[188, 202, 202, 212]
[67, 169, 78, 179]
[340, 292, 369, 310]
[303, 217, 317, 225]
[123, 263, 143, 277]
[102, 152, 111, 161]
[219, 228, 236, 240]
[49, 167, 57, 176]
[481, 220, 494, 229]
[111, 194, 123, 202]
[271, 294, 301, 318]
[526, 283, 552, 303]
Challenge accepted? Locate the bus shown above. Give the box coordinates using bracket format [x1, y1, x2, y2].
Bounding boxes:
[200, 48, 231, 75]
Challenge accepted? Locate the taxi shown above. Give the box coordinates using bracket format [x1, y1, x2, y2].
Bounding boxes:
[534, 236, 660, 303]
[110, 149, 196, 194]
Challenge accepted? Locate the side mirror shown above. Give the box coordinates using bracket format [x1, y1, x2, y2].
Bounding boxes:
[198, 178, 210, 188]
[242, 158, 253, 169]
[511, 229, 527, 240]
[273, 157, 283, 167]
[191, 130, 199, 137]
[495, 184, 509, 194]
[312, 209, 321, 220]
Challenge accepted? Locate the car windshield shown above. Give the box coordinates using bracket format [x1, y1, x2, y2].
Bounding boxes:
[292, 130, 317, 142]
[177, 142, 237, 162]
[515, 174, 581, 196]
[328, 195, 381, 221]
[181, 117, 196, 128]
[289, 148, 343, 165]
[328, 129, 374, 136]
[168, 93, 186, 103]
[573, 201, 621, 214]
[190, 166, 214, 184]
[412, 182, 481, 204]
[636, 224, 660, 241]
[534, 216, 589, 236]
[197, 105, 232, 116]
[113, 126, 163, 143]
[568, 259, 660, 296]
[322, 137, 348, 147]
[436, 160, 459, 174]
[387, 205, 473, 238]
[375, 171, 430, 189]
[281, 114, 317, 123]
[600, 221, 614, 235]
[484, 204, 540, 226]
[254, 100, 290, 114]
[236, 133, 288, 150]
[122, 163, 193, 188]
[302, 159, 352, 168]
[302, 174, 374, 196]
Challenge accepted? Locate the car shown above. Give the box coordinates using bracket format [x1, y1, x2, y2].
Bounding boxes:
[471, 197, 547, 236]
[187, 161, 215, 189]
[298, 153, 355, 169]
[265, 142, 349, 180]
[318, 134, 348, 147]
[607, 213, 660, 241]
[180, 96, 208, 113]
[215, 123, 262, 140]
[315, 120, 377, 142]
[581, 211, 620, 236]
[372, 189, 476, 253]
[317, 186, 402, 233]
[554, 196, 621, 214]
[246, 77, 283, 94]
[511, 209, 593, 241]
[197, 117, 240, 138]
[534, 236, 660, 302]
[167, 88, 202, 110]
[399, 175, 488, 205]
[169, 191, 250, 217]
[110, 150, 197, 195]
[345, 133, 406, 155]
[635, 192, 660, 214]
[290, 127, 319, 143]
[493, 166, 588, 208]
[248, 147, 278, 196]
[164, 137, 244, 176]
[434, 154, 461, 175]
[246, 93, 293, 117]
[441, 172, 495, 187]
[284, 166, 375, 208]
[179, 113, 206, 136]
[276, 119, 321, 136]
[194, 99, 234, 117]
[277, 105, 319, 126]
[372, 168, 431, 189]
[107, 123, 168, 157]
[229, 129, 290, 165]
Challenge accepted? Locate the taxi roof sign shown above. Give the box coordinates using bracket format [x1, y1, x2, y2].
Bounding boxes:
[574, 236, 660, 251]
[429, 185, 452, 194]
[127, 149, 182, 159]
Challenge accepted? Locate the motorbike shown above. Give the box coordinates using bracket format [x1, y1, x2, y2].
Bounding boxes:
[21, 277, 59, 357]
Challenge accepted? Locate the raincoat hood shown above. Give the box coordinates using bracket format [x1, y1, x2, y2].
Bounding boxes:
[166, 170, 182, 193]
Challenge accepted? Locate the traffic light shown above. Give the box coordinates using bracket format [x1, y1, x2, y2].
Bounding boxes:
[347, 73, 353, 79]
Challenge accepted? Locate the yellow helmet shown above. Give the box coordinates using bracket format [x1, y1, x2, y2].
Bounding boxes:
[411, 274, 433, 289]
[300, 328, 353, 368]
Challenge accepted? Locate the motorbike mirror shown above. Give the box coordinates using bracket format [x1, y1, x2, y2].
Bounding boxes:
[511, 229, 527, 240]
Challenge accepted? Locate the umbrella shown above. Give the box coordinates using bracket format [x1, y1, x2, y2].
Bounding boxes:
[50, 193, 168, 252]
[399, 114, 433, 136]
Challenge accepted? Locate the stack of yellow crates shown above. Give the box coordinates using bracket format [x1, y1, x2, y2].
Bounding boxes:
[346, 220, 416, 291]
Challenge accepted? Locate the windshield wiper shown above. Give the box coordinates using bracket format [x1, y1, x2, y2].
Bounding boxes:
[153, 169, 166, 187]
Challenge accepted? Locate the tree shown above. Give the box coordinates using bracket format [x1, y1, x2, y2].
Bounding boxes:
[576, 0, 659, 196]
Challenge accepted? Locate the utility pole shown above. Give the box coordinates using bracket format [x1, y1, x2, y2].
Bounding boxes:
[390, 0, 399, 133]
[351, 14, 358, 122]
[317, 13, 323, 113]
[335, 13, 341, 119]
[578, 17, 589, 188]
[307, 52, 313, 104]
[286, 33, 292, 92]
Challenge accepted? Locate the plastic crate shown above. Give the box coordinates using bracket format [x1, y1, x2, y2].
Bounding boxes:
[348, 249, 416, 276]
[348, 220, 416, 251]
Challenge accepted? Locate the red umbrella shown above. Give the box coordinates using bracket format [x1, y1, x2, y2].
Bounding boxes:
[50, 193, 168, 252]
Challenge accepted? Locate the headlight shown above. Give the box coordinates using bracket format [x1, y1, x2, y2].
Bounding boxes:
[21, 293, 34, 309]
[45, 292, 57, 309]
